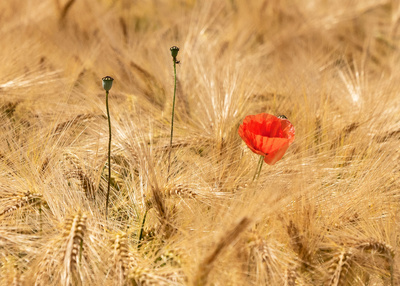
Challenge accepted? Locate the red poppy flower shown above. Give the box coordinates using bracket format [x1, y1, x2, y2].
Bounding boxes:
[238, 113, 295, 165]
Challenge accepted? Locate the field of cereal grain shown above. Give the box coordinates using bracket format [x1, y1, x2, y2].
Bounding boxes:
[1, 1, 400, 285]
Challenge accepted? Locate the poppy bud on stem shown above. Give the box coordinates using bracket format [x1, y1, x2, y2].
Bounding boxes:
[102, 76, 114, 220]
[170, 46, 179, 62]
[167, 46, 179, 181]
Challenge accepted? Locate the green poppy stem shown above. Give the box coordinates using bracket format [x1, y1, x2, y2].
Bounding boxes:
[167, 58, 177, 181]
[105, 90, 112, 220]
[252, 155, 264, 182]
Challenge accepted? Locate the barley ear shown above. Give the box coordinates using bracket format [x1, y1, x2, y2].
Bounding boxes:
[284, 264, 297, 286]
[328, 248, 353, 286]
[113, 234, 138, 283]
[192, 217, 251, 286]
[0, 191, 42, 217]
[61, 211, 88, 286]
[355, 238, 395, 258]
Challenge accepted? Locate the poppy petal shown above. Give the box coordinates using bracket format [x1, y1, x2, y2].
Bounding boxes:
[264, 143, 290, 165]
[253, 135, 290, 157]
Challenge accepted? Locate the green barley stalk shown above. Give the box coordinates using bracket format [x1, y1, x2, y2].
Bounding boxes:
[137, 209, 148, 249]
[102, 76, 114, 220]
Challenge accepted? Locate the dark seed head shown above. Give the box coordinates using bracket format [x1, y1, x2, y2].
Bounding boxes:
[277, 115, 288, 119]
[170, 46, 179, 59]
[102, 76, 114, 91]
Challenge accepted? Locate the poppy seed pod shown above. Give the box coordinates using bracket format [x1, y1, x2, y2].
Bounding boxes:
[238, 113, 295, 165]
[170, 46, 179, 59]
[102, 76, 114, 91]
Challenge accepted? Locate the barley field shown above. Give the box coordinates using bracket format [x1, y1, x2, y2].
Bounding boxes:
[1, 0, 400, 285]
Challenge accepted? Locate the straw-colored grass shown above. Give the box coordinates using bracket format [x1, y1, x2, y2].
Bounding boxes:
[1, 0, 399, 285]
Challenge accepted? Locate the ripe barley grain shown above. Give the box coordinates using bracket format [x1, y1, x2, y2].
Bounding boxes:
[328, 249, 354, 286]
[0, 191, 42, 217]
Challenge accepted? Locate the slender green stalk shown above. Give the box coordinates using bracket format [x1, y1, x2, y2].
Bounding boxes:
[167, 46, 179, 181]
[252, 155, 264, 182]
[102, 76, 114, 220]
[105, 90, 112, 220]
[137, 209, 148, 249]
[256, 157, 264, 180]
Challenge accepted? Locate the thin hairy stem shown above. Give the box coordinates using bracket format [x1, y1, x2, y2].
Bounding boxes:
[252, 155, 264, 182]
[105, 90, 112, 220]
[167, 59, 177, 181]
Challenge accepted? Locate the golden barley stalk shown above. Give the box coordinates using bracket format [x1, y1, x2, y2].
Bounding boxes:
[328, 249, 353, 286]
[192, 217, 251, 286]
[129, 266, 177, 286]
[113, 234, 137, 282]
[284, 265, 297, 286]
[0, 191, 42, 217]
[164, 183, 197, 198]
[355, 238, 395, 258]
[61, 211, 87, 286]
